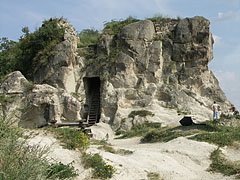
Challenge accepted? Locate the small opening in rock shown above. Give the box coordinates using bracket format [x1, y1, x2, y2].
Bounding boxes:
[83, 77, 101, 124]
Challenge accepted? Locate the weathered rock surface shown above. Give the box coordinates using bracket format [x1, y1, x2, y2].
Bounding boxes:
[1, 16, 231, 129]
[33, 21, 80, 93]
[1, 71, 81, 128]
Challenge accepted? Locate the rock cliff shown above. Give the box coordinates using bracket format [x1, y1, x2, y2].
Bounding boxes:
[1, 16, 231, 129]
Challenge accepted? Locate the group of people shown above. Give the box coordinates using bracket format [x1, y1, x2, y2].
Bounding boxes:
[211, 101, 239, 120]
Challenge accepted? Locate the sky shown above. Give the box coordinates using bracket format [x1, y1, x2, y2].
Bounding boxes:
[0, 0, 240, 110]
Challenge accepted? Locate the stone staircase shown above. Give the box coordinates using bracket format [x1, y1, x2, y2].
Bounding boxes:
[87, 89, 100, 125]
[52, 82, 100, 138]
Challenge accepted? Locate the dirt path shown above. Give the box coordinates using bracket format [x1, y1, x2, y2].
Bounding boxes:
[88, 137, 234, 180]
[27, 123, 237, 180]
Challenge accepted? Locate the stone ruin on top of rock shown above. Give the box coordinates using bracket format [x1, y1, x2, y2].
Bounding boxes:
[1, 16, 231, 129]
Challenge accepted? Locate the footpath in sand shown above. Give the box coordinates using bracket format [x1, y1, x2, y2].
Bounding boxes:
[28, 122, 238, 180]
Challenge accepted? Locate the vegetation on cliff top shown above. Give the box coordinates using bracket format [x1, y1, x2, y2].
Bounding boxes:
[77, 29, 99, 48]
[0, 15, 177, 80]
[0, 14, 183, 82]
[102, 16, 140, 35]
[0, 17, 65, 81]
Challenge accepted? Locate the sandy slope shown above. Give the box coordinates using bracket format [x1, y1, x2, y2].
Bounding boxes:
[88, 128, 234, 180]
[28, 123, 237, 180]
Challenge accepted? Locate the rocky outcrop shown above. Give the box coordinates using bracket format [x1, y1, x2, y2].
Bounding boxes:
[85, 16, 229, 129]
[33, 21, 80, 93]
[88, 16, 230, 129]
[1, 16, 231, 129]
[1, 71, 81, 128]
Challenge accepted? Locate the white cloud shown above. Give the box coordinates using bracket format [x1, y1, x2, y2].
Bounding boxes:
[212, 34, 222, 47]
[214, 70, 240, 110]
[215, 11, 240, 22]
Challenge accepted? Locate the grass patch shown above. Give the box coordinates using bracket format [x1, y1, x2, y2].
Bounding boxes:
[81, 153, 115, 179]
[117, 121, 162, 139]
[48, 127, 90, 151]
[141, 128, 194, 143]
[93, 140, 134, 155]
[146, 13, 172, 22]
[128, 110, 154, 118]
[97, 144, 134, 155]
[98, 144, 116, 154]
[190, 120, 240, 147]
[147, 172, 163, 180]
[102, 16, 140, 35]
[209, 148, 240, 178]
[91, 139, 110, 146]
[115, 128, 126, 136]
[140, 122, 217, 143]
[140, 118, 240, 147]
[117, 148, 134, 155]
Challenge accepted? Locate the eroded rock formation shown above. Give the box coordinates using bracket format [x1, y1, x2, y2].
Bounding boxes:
[1, 16, 231, 129]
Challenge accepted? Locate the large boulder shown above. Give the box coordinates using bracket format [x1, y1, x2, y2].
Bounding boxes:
[0, 71, 29, 122]
[1, 72, 82, 128]
[33, 20, 80, 93]
[1, 71, 30, 94]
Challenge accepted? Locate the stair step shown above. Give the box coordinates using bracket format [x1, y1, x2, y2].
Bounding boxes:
[86, 91, 101, 126]
[88, 122, 96, 124]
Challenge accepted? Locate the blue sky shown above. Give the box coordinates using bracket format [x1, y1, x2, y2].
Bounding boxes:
[0, 0, 240, 110]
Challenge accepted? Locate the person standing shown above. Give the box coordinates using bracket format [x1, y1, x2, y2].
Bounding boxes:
[230, 104, 236, 116]
[212, 101, 220, 120]
[230, 104, 239, 115]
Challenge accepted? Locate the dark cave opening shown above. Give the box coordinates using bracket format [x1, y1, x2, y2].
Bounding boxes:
[83, 77, 101, 123]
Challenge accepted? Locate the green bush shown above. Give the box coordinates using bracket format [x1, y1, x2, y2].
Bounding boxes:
[50, 127, 90, 151]
[102, 16, 140, 35]
[0, 38, 20, 81]
[0, 118, 46, 179]
[0, 17, 65, 81]
[0, 116, 78, 180]
[146, 13, 172, 22]
[77, 29, 99, 48]
[115, 128, 126, 135]
[82, 153, 115, 179]
[18, 18, 65, 79]
[45, 161, 77, 179]
[77, 46, 97, 65]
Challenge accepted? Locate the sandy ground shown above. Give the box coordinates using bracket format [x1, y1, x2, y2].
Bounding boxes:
[28, 123, 238, 180]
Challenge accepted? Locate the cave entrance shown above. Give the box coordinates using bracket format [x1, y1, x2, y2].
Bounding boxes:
[83, 77, 101, 124]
